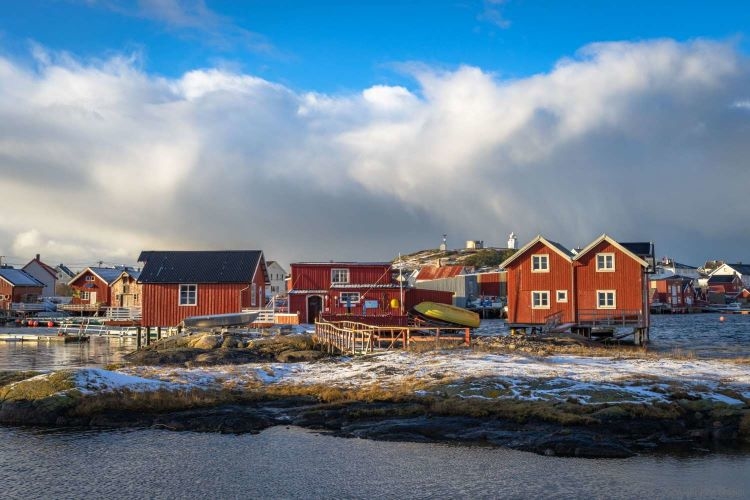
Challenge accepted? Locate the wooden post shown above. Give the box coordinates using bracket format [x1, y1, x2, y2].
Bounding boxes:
[157, 326, 162, 341]
[136, 326, 142, 349]
[145, 326, 151, 346]
[464, 328, 470, 346]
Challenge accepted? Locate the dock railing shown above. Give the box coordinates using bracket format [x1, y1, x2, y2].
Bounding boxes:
[314, 318, 471, 356]
[576, 309, 644, 327]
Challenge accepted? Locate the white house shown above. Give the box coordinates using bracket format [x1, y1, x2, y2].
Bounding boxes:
[21, 254, 58, 296]
[709, 263, 750, 289]
[266, 261, 288, 299]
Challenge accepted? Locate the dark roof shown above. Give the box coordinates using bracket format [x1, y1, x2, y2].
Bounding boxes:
[0, 268, 45, 287]
[726, 263, 750, 275]
[708, 274, 739, 284]
[620, 242, 654, 259]
[87, 267, 135, 285]
[138, 251, 265, 284]
[547, 240, 574, 258]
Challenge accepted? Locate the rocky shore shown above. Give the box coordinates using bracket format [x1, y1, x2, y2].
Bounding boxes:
[1, 332, 749, 459]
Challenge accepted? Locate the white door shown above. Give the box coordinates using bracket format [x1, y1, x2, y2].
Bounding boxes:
[90, 292, 97, 305]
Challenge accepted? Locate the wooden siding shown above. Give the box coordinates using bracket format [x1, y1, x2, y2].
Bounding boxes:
[0, 281, 44, 309]
[289, 263, 392, 290]
[142, 283, 249, 326]
[111, 275, 143, 308]
[70, 271, 112, 306]
[506, 241, 574, 324]
[574, 241, 646, 317]
[477, 271, 507, 297]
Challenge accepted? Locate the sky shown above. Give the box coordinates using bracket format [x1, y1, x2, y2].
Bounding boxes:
[0, 1, 749, 270]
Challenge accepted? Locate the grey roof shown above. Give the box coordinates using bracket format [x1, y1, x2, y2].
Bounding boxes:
[547, 240, 574, 258]
[0, 268, 45, 287]
[138, 251, 265, 284]
[726, 263, 750, 275]
[56, 264, 75, 278]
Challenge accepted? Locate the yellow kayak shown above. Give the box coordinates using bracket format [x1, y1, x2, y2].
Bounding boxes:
[413, 301, 481, 328]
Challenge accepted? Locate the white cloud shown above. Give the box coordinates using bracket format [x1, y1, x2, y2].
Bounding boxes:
[1, 39, 749, 268]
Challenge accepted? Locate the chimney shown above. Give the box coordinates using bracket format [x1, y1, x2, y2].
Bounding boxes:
[36, 254, 40, 261]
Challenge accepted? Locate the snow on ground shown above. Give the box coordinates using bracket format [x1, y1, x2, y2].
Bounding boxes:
[74, 368, 184, 394]
[116, 351, 750, 406]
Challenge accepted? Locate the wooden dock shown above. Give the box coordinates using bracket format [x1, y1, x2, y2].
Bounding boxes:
[314, 319, 470, 355]
[0, 333, 89, 343]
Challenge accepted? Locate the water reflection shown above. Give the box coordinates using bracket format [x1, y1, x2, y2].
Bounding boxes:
[1, 426, 748, 499]
[0, 328, 136, 370]
[1, 313, 749, 372]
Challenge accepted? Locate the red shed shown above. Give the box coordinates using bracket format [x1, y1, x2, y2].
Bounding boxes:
[288, 262, 454, 324]
[0, 268, 45, 310]
[138, 250, 269, 327]
[649, 275, 696, 310]
[500, 236, 576, 325]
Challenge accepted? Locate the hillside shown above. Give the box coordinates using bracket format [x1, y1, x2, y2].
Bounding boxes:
[391, 247, 516, 273]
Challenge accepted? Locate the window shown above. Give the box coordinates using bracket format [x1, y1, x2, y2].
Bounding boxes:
[331, 268, 350, 284]
[531, 291, 550, 309]
[179, 284, 197, 306]
[597, 290, 616, 309]
[85, 275, 95, 281]
[81, 291, 90, 300]
[339, 292, 361, 305]
[133, 294, 138, 301]
[531, 255, 549, 272]
[251, 285, 257, 306]
[123, 285, 130, 294]
[556, 290, 568, 303]
[596, 253, 615, 272]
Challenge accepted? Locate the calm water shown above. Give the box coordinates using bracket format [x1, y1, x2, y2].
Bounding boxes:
[1, 426, 749, 500]
[474, 313, 750, 358]
[0, 314, 749, 372]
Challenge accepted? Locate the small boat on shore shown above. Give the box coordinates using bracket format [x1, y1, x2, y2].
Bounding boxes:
[412, 302, 481, 328]
[182, 311, 260, 328]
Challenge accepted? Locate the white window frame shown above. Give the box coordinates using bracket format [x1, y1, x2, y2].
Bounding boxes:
[179, 284, 197, 306]
[596, 253, 615, 272]
[339, 292, 361, 305]
[251, 285, 257, 306]
[331, 268, 350, 284]
[556, 290, 568, 303]
[531, 254, 549, 273]
[80, 291, 90, 300]
[85, 275, 95, 281]
[597, 290, 616, 309]
[531, 291, 550, 309]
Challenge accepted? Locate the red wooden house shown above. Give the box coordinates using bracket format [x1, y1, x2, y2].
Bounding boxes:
[501, 234, 653, 342]
[501, 236, 576, 325]
[649, 275, 696, 310]
[288, 262, 452, 324]
[137, 250, 269, 327]
[572, 235, 651, 326]
[0, 268, 45, 310]
[67, 266, 132, 311]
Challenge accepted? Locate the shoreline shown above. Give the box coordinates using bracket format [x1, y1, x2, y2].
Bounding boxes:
[1, 333, 749, 459]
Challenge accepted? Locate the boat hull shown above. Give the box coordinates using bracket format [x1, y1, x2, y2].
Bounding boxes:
[412, 302, 481, 328]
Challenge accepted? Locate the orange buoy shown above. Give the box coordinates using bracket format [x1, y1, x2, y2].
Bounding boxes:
[719, 316, 725, 322]
[48, 321, 55, 327]
[32, 320, 39, 327]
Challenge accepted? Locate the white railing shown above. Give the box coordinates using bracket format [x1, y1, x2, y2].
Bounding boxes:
[242, 308, 276, 323]
[10, 303, 46, 312]
[105, 307, 142, 320]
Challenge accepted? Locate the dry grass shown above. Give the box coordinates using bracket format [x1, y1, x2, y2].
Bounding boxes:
[0, 371, 42, 388]
[0, 371, 77, 401]
[70, 387, 239, 416]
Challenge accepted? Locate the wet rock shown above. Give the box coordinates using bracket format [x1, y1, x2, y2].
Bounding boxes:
[190, 334, 223, 350]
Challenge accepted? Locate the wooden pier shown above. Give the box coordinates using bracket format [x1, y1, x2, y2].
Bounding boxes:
[314, 319, 471, 356]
